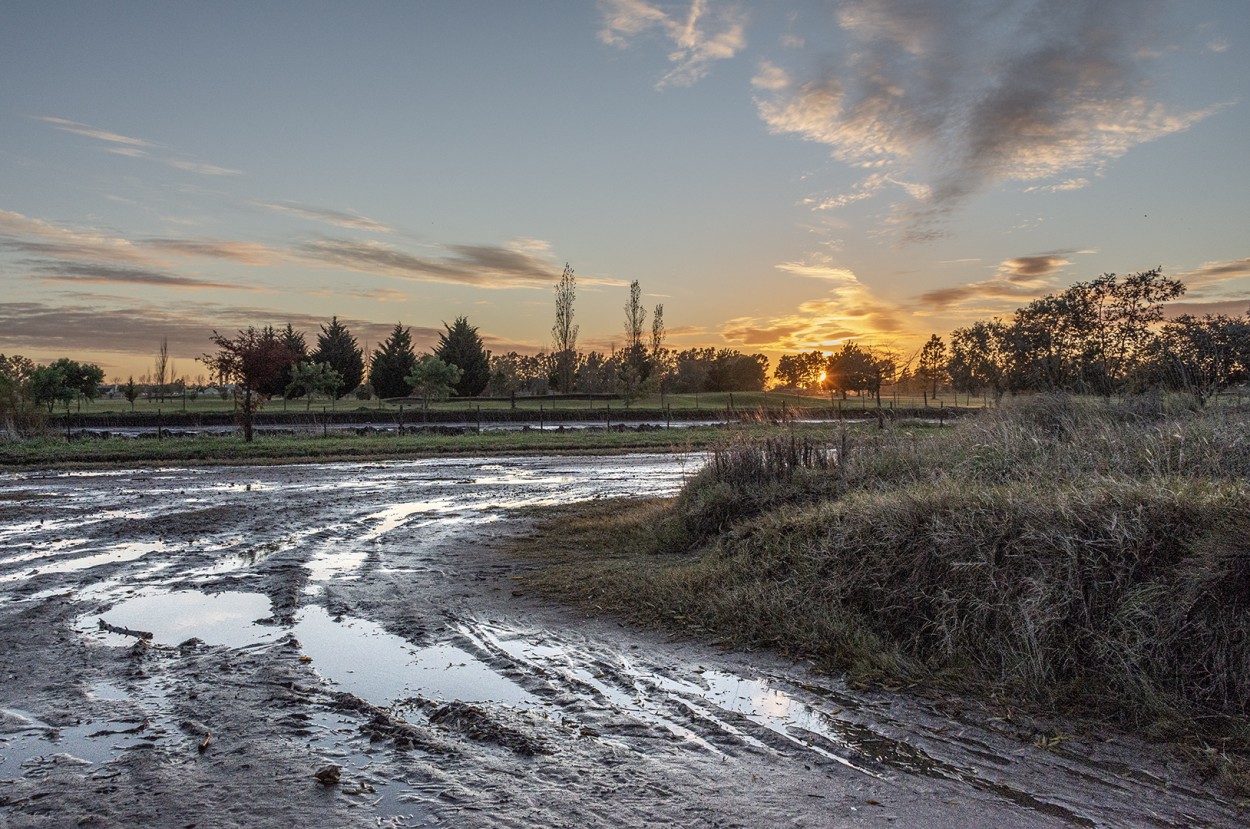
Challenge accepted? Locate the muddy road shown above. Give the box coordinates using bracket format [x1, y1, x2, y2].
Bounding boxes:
[0, 455, 1241, 827]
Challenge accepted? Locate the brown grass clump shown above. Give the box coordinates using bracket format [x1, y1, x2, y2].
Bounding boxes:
[511, 393, 1250, 786]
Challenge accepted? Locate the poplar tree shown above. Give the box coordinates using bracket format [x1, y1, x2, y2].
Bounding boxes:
[552, 263, 579, 393]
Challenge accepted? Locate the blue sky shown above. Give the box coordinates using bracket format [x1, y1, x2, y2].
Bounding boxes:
[2, 1, 1247, 381]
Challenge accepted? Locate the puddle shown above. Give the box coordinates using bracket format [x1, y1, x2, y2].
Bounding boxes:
[294, 607, 534, 708]
[0, 541, 172, 584]
[358, 499, 458, 544]
[0, 716, 155, 777]
[78, 590, 278, 647]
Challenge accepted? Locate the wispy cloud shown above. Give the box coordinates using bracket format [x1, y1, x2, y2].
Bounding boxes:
[26, 261, 260, 292]
[0, 211, 290, 271]
[752, 0, 1222, 240]
[32, 115, 242, 176]
[721, 257, 904, 350]
[0, 209, 155, 264]
[166, 160, 242, 177]
[298, 237, 625, 290]
[253, 200, 393, 233]
[1178, 257, 1250, 293]
[914, 252, 1081, 310]
[0, 299, 401, 363]
[30, 116, 155, 150]
[140, 238, 283, 266]
[598, 0, 748, 88]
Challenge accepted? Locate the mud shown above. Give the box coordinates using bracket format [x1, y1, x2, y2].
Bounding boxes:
[0, 455, 1242, 827]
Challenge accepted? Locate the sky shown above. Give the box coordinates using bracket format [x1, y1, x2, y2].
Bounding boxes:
[2, 0, 1248, 383]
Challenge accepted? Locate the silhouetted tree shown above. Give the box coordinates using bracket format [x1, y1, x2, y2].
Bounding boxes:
[435, 317, 490, 397]
[311, 317, 364, 398]
[370, 323, 418, 399]
[948, 320, 1009, 401]
[1153, 313, 1250, 405]
[917, 334, 947, 398]
[154, 339, 169, 402]
[278, 323, 309, 399]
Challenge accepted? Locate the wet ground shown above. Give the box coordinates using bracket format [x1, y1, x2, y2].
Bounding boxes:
[0, 455, 1242, 827]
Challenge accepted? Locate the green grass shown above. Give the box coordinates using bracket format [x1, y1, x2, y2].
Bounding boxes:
[507, 394, 1250, 793]
[0, 422, 862, 469]
[71, 388, 988, 416]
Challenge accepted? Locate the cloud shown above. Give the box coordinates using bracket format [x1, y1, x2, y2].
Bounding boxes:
[998, 254, 1072, 280]
[720, 258, 905, 350]
[31, 116, 155, 150]
[31, 116, 241, 176]
[753, 0, 1221, 238]
[306, 287, 412, 303]
[0, 300, 404, 364]
[0, 210, 155, 264]
[598, 0, 748, 88]
[25, 261, 260, 292]
[140, 238, 283, 266]
[166, 160, 242, 177]
[299, 238, 625, 290]
[1024, 178, 1090, 193]
[1164, 299, 1250, 319]
[1178, 257, 1250, 293]
[253, 201, 393, 233]
[914, 278, 1047, 310]
[914, 251, 1080, 309]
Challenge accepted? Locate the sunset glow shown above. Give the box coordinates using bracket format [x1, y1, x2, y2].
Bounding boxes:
[2, 2, 1247, 381]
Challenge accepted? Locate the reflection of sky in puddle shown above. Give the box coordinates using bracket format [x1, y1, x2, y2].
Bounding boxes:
[0, 540, 171, 584]
[0, 676, 173, 780]
[358, 499, 456, 543]
[468, 621, 884, 775]
[295, 607, 533, 708]
[0, 715, 153, 776]
[78, 589, 278, 647]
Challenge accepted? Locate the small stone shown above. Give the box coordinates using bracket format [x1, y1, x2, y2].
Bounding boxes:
[313, 764, 341, 785]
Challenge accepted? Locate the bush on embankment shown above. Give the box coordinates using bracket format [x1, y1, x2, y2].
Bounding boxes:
[521, 394, 1250, 772]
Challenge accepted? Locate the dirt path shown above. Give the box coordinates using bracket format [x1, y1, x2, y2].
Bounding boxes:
[0, 456, 1242, 828]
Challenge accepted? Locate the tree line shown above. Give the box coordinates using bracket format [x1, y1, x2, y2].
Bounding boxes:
[771, 268, 1250, 407]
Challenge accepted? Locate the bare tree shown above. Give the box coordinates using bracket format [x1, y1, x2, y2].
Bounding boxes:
[650, 303, 665, 361]
[622, 280, 650, 389]
[552, 263, 579, 393]
[154, 338, 169, 402]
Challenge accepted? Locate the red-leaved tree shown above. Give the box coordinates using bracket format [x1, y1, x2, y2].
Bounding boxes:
[200, 327, 298, 442]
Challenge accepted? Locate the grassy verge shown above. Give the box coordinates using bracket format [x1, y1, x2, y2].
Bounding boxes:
[507, 394, 1250, 793]
[0, 422, 863, 469]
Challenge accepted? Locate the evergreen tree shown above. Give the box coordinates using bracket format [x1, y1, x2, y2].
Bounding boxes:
[311, 316, 364, 398]
[434, 317, 491, 397]
[278, 323, 308, 399]
[370, 323, 418, 399]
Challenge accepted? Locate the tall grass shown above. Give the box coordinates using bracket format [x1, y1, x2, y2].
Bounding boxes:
[517, 394, 1250, 782]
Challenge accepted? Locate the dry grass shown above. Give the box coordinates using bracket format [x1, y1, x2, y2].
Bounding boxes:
[509, 393, 1250, 790]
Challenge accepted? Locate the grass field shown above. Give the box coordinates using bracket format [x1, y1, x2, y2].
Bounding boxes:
[70, 388, 989, 416]
[0, 421, 879, 469]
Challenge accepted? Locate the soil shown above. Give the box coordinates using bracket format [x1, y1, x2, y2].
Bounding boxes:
[0, 455, 1243, 828]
